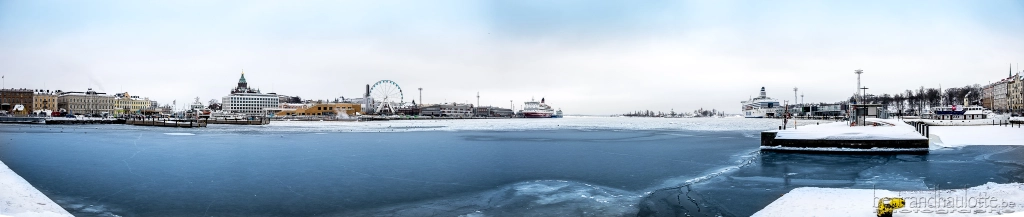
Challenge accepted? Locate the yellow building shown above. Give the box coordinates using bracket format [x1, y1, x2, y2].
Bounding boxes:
[113, 92, 154, 115]
[32, 91, 58, 112]
[275, 103, 361, 116]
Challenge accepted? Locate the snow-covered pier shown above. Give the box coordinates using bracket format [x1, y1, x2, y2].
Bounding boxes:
[760, 118, 929, 153]
[0, 160, 73, 217]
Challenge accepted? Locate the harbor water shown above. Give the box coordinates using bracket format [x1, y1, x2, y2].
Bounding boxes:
[0, 117, 1021, 216]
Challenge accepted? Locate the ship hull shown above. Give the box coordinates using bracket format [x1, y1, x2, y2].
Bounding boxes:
[523, 112, 552, 118]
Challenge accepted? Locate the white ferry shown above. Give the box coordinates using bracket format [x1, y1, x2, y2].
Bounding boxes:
[741, 87, 780, 118]
[522, 98, 554, 118]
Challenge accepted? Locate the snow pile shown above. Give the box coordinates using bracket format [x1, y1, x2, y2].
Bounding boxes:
[0, 160, 72, 217]
[930, 126, 1024, 148]
[754, 182, 1024, 217]
[772, 118, 926, 140]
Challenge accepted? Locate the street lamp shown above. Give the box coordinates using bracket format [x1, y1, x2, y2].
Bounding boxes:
[854, 69, 864, 103]
[861, 87, 869, 103]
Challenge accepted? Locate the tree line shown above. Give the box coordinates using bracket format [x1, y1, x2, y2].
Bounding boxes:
[851, 84, 982, 115]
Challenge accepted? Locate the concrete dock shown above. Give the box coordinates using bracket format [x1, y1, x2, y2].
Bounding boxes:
[760, 118, 929, 153]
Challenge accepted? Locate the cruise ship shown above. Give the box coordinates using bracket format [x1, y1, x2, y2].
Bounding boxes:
[741, 87, 780, 118]
[522, 98, 555, 118]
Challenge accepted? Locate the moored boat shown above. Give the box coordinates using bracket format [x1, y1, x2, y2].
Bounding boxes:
[521, 98, 554, 118]
[741, 87, 780, 118]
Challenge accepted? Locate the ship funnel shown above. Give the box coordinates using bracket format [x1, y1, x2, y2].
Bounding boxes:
[760, 87, 766, 98]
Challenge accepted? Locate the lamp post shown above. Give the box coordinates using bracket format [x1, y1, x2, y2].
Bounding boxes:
[861, 87, 869, 103]
[854, 69, 864, 103]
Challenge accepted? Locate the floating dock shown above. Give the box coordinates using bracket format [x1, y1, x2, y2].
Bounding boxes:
[202, 118, 269, 125]
[760, 118, 929, 153]
[125, 119, 207, 128]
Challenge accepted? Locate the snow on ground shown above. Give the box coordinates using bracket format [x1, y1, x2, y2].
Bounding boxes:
[771, 118, 926, 140]
[930, 125, 1024, 148]
[753, 182, 1024, 217]
[0, 160, 72, 217]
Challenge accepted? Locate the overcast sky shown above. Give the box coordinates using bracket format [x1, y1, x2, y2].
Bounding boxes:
[2, 0, 1023, 114]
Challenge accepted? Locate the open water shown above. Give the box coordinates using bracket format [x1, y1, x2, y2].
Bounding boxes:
[0, 117, 1021, 216]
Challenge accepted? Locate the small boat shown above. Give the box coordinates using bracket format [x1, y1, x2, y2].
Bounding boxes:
[551, 109, 563, 118]
[918, 105, 1004, 126]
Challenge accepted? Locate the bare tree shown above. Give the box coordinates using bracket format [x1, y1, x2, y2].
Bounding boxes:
[893, 93, 905, 115]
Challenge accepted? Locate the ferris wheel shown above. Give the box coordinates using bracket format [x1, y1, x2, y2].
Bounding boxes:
[369, 80, 403, 114]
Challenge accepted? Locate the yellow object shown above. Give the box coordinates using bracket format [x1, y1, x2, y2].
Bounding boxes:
[877, 197, 905, 217]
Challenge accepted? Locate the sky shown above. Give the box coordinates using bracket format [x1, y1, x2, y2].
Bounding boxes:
[1, 0, 1023, 115]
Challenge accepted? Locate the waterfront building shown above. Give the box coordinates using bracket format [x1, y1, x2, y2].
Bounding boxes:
[420, 103, 473, 117]
[982, 84, 994, 110]
[474, 106, 514, 117]
[277, 95, 302, 104]
[993, 79, 1009, 113]
[420, 105, 441, 116]
[221, 71, 280, 117]
[809, 103, 846, 117]
[1, 88, 34, 115]
[57, 88, 115, 116]
[113, 92, 154, 115]
[274, 103, 361, 116]
[395, 106, 421, 116]
[32, 90, 58, 114]
[1009, 73, 1023, 113]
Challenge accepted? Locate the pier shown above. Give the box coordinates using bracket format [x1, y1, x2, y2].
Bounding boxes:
[760, 118, 929, 153]
[125, 119, 207, 128]
[202, 118, 270, 125]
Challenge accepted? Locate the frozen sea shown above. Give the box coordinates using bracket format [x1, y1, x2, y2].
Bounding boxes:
[0, 117, 1021, 217]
